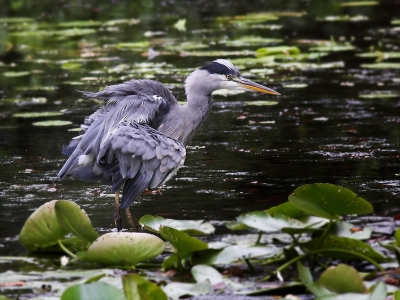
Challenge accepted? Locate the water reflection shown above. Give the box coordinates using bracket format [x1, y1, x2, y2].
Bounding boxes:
[0, 0, 400, 256]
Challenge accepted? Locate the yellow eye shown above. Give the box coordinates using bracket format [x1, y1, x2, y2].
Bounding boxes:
[226, 74, 232, 79]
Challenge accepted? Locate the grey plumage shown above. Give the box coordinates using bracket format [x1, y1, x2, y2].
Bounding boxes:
[58, 59, 280, 228]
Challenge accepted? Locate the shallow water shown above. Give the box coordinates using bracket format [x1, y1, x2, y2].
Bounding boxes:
[0, 0, 399, 258]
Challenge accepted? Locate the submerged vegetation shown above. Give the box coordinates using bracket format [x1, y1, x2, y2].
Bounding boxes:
[1, 184, 399, 299]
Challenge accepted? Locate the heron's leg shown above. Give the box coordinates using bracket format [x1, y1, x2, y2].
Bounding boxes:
[114, 192, 123, 231]
[125, 207, 138, 231]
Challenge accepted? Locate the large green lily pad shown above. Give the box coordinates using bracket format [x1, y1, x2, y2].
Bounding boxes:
[237, 211, 326, 232]
[139, 215, 215, 235]
[55, 200, 99, 244]
[122, 274, 167, 300]
[288, 183, 373, 219]
[19, 200, 69, 251]
[84, 232, 165, 267]
[318, 264, 366, 294]
[159, 226, 208, 253]
[301, 235, 386, 262]
[61, 282, 125, 300]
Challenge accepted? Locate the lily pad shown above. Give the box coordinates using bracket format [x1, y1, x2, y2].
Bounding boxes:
[359, 92, 398, 99]
[301, 235, 386, 262]
[297, 261, 330, 297]
[19, 200, 69, 251]
[32, 120, 72, 126]
[288, 183, 373, 219]
[139, 215, 215, 235]
[283, 83, 308, 88]
[84, 232, 165, 267]
[245, 100, 279, 106]
[237, 211, 326, 233]
[267, 202, 309, 219]
[340, 1, 378, 6]
[173, 19, 186, 32]
[54, 200, 99, 244]
[221, 36, 283, 47]
[13, 111, 63, 118]
[194, 245, 280, 265]
[256, 46, 300, 57]
[318, 264, 367, 294]
[163, 280, 212, 300]
[310, 44, 355, 52]
[122, 274, 168, 300]
[61, 282, 125, 300]
[116, 41, 149, 49]
[361, 63, 400, 69]
[330, 221, 372, 240]
[159, 226, 208, 252]
[3, 71, 30, 77]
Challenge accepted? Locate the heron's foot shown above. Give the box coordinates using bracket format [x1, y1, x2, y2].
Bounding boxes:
[151, 188, 163, 195]
[125, 207, 138, 231]
[114, 206, 123, 232]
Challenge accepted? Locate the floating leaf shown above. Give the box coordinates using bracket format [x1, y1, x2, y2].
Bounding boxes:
[361, 63, 400, 69]
[191, 265, 224, 286]
[56, 20, 102, 28]
[13, 111, 63, 118]
[159, 226, 208, 252]
[173, 19, 186, 32]
[301, 235, 386, 262]
[193, 245, 280, 265]
[310, 44, 355, 52]
[318, 264, 367, 294]
[19, 200, 69, 251]
[245, 100, 278, 106]
[237, 211, 326, 233]
[330, 221, 372, 240]
[0, 17, 34, 23]
[116, 41, 149, 49]
[104, 19, 140, 26]
[256, 46, 300, 57]
[220, 36, 282, 47]
[32, 120, 72, 126]
[61, 62, 82, 70]
[3, 71, 30, 77]
[341, 1, 378, 6]
[297, 261, 331, 297]
[267, 202, 309, 219]
[139, 215, 215, 235]
[55, 200, 99, 244]
[359, 92, 398, 99]
[122, 274, 168, 300]
[61, 282, 125, 300]
[317, 15, 369, 22]
[163, 280, 212, 300]
[283, 83, 308, 88]
[84, 232, 164, 267]
[288, 183, 373, 219]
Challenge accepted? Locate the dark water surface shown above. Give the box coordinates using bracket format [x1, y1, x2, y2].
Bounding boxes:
[0, 0, 399, 257]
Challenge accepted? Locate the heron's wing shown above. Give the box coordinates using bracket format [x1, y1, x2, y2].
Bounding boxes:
[97, 121, 186, 209]
[58, 85, 172, 180]
[61, 79, 176, 158]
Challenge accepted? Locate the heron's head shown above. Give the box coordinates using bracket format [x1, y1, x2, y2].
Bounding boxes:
[185, 59, 280, 96]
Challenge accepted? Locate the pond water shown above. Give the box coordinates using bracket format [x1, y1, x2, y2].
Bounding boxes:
[0, 0, 399, 259]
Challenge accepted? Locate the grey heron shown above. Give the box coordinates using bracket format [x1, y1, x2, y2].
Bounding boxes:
[58, 59, 280, 231]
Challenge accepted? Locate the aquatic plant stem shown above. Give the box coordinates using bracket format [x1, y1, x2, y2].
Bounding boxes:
[58, 240, 78, 259]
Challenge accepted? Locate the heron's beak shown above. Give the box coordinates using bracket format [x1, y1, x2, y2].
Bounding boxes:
[234, 77, 281, 95]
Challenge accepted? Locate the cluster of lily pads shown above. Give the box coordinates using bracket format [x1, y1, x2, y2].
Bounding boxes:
[2, 183, 398, 299]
